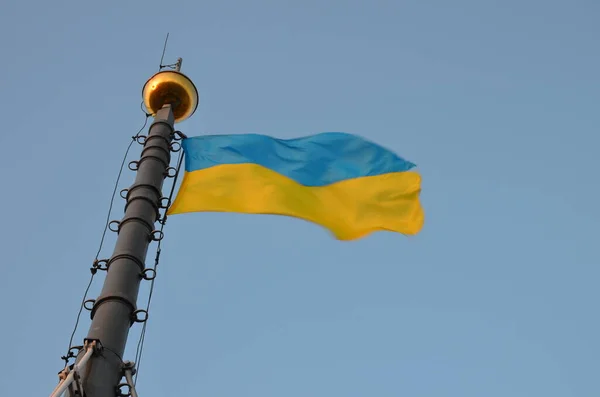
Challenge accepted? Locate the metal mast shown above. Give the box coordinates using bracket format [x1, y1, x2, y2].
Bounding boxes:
[51, 61, 198, 397]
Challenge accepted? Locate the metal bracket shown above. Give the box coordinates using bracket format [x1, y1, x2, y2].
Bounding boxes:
[131, 309, 148, 323]
[94, 259, 110, 272]
[117, 361, 139, 397]
[50, 340, 99, 397]
[173, 130, 187, 140]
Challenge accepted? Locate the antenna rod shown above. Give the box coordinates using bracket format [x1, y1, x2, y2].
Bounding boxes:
[69, 105, 176, 397]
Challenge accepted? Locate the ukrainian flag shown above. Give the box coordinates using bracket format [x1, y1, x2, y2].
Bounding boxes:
[167, 132, 424, 240]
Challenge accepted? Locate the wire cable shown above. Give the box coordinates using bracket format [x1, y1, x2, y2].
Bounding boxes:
[64, 106, 149, 364]
[134, 148, 184, 385]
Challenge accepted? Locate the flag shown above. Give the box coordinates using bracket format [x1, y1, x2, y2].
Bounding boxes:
[167, 132, 424, 240]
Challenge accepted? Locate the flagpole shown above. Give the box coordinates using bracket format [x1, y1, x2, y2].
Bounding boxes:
[51, 62, 198, 397]
[69, 104, 175, 397]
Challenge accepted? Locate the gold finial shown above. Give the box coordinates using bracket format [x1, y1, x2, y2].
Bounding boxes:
[142, 68, 198, 123]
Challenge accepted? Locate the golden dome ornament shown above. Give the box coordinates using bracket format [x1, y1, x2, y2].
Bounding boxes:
[142, 61, 198, 123]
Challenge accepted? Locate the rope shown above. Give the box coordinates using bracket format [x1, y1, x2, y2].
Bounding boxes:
[63, 106, 149, 365]
[134, 148, 184, 385]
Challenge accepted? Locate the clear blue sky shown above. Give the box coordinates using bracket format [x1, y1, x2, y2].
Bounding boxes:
[1, 0, 598, 396]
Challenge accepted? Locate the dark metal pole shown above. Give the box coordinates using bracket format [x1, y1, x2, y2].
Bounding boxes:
[72, 105, 175, 397]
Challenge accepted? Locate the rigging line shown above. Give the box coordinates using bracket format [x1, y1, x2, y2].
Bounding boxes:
[94, 114, 149, 262]
[134, 149, 184, 383]
[134, 149, 184, 385]
[64, 106, 150, 363]
[159, 33, 170, 71]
